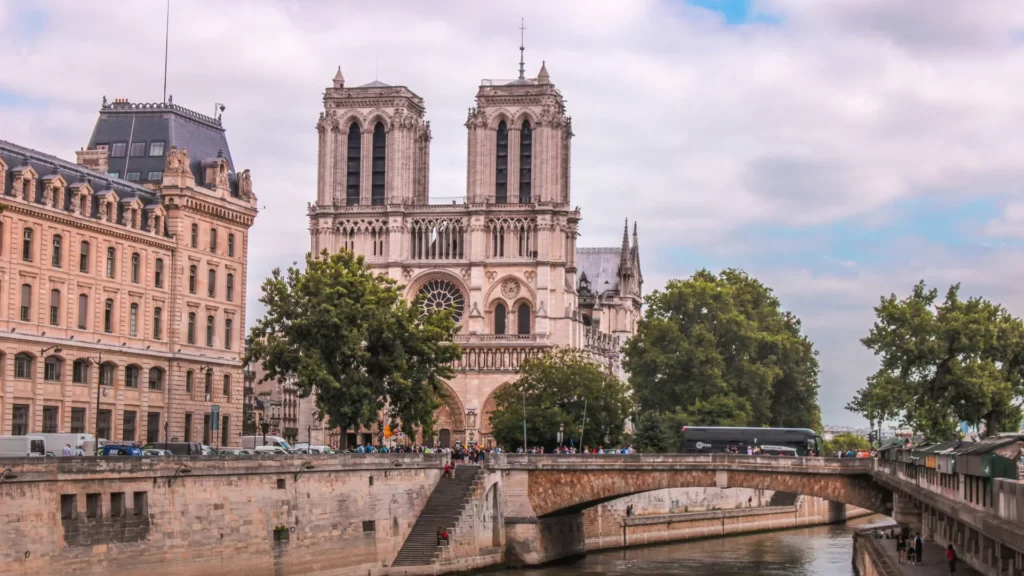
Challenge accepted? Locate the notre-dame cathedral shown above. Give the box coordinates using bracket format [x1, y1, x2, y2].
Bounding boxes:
[307, 56, 642, 448]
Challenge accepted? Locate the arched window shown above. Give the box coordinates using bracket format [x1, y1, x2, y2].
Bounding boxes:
[346, 123, 361, 205]
[495, 120, 508, 204]
[519, 120, 532, 203]
[208, 269, 216, 298]
[371, 122, 386, 206]
[49, 289, 60, 326]
[130, 252, 140, 283]
[517, 303, 531, 335]
[186, 370, 194, 393]
[153, 307, 162, 339]
[125, 365, 140, 388]
[99, 362, 115, 386]
[106, 247, 115, 278]
[14, 353, 33, 379]
[226, 273, 234, 301]
[206, 315, 215, 347]
[210, 228, 217, 252]
[44, 356, 62, 381]
[149, 367, 164, 390]
[224, 318, 233, 350]
[187, 312, 196, 344]
[228, 233, 235, 257]
[20, 284, 32, 321]
[51, 234, 62, 268]
[104, 298, 114, 333]
[494, 303, 506, 335]
[72, 359, 89, 384]
[79, 241, 90, 273]
[189, 265, 197, 293]
[129, 303, 138, 337]
[190, 223, 198, 247]
[77, 294, 88, 329]
[22, 227, 33, 261]
[154, 258, 164, 288]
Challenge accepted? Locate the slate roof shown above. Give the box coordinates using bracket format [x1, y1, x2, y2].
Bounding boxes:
[952, 434, 1024, 455]
[86, 99, 237, 194]
[577, 247, 622, 294]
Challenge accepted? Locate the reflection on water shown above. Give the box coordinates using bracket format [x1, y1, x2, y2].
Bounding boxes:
[481, 515, 894, 576]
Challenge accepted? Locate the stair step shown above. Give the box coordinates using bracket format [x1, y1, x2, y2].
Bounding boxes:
[391, 465, 483, 566]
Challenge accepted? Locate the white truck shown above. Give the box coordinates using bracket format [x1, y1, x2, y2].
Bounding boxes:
[0, 435, 46, 457]
[241, 435, 292, 451]
[36, 433, 94, 456]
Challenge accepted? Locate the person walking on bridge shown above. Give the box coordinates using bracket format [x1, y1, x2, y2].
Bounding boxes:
[914, 533, 923, 564]
[946, 544, 957, 574]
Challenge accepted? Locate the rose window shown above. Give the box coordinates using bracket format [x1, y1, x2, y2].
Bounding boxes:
[417, 279, 465, 323]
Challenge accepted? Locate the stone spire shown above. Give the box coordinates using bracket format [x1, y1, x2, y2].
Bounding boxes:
[619, 218, 631, 270]
[537, 61, 550, 84]
[333, 66, 345, 89]
[632, 221, 639, 256]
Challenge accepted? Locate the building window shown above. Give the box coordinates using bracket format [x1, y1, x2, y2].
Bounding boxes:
[494, 303, 506, 335]
[203, 414, 211, 445]
[224, 319, 233, 350]
[52, 234, 62, 268]
[495, 120, 508, 204]
[147, 171, 163, 181]
[73, 359, 89, 384]
[14, 353, 33, 379]
[519, 120, 533, 203]
[129, 303, 138, 337]
[22, 227, 33, 261]
[49, 289, 60, 326]
[371, 122, 386, 206]
[125, 365, 139, 389]
[204, 371, 212, 397]
[149, 141, 165, 156]
[108, 171, 120, 179]
[131, 252, 140, 283]
[20, 284, 32, 321]
[153, 307, 162, 339]
[126, 172, 141, 182]
[208, 269, 216, 297]
[44, 356, 62, 381]
[12, 405, 29, 436]
[221, 416, 229, 447]
[228, 233, 235, 257]
[147, 412, 161, 443]
[155, 258, 164, 288]
[149, 367, 163, 390]
[190, 223, 198, 248]
[80, 241, 90, 273]
[347, 123, 361, 205]
[518, 303, 531, 335]
[123, 410, 136, 442]
[189, 265, 197, 293]
[206, 315, 215, 347]
[186, 370, 194, 393]
[226, 273, 234, 301]
[43, 406, 59, 433]
[104, 299, 114, 333]
[129, 142, 146, 157]
[210, 228, 217, 252]
[184, 413, 193, 442]
[187, 312, 196, 344]
[106, 247, 115, 278]
[223, 374, 231, 397]
[78, 294, 88, 330]
[97, 409, 112, 440]
[71, 407, 86, 433]
[110, 142, 127, 158]
[99, 363, 114, 386]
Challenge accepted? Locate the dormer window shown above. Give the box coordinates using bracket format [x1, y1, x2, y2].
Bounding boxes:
[129, 142, 146, 157]
[149, 142, 165, 156]
[110, 142, 127, 158]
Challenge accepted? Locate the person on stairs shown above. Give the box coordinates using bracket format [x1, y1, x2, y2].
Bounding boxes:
[436, 527, 450, 547]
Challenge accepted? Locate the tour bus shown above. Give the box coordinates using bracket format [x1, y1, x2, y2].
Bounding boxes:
[679, 427, 824, 456]
[0, 435, 47, 457]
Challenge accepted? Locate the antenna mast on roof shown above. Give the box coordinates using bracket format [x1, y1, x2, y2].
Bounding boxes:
[518, 18, 526, 80]
[162, 0, 170, 103]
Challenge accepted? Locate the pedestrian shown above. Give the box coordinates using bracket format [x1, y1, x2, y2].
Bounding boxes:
[914, 533, 923, 564]
[61, 443, 73, 456]
[896, 533, 906, 563]
[443, 463, 452, 478]
[946, 544, 957, 574]
[747, 496, 753, 508]
[908, 541, 916, 564]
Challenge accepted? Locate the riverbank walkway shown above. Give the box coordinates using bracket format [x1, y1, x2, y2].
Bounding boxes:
[872, 536, 981, 575]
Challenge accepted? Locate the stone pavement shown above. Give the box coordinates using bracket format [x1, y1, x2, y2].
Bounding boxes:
[874, 535, 981, 575]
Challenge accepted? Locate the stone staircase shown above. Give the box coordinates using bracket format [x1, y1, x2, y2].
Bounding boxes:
[391, 464, 483, 567]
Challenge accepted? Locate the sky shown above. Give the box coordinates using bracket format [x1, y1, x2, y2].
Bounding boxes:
[4, 0, 1024, 427]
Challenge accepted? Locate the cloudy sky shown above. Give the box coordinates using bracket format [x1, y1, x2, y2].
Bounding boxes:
[4, 0, 1024, 426]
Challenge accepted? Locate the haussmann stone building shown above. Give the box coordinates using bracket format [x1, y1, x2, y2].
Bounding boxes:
[307, 58, 642, 449]
[0, 97, 258, 446]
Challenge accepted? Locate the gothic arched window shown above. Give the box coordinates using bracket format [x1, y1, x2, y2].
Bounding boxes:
[519, 120, 532, 203]
[417, 279, 465, 324]
[494, 303, 506, 335]
[371, 122, 386, 206]
[517, 303, 531, 335]
[495, 120, 508, 204]
[346, 123, 361, 206]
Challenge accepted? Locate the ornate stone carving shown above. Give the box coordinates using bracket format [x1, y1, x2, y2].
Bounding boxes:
[237, 169, 253, 199]
[460, 268, 471, 281]
[402, 268, 413, 282]
[524, 271, 536, 283]
[470, 301, 483, 318]
[501, 278, 521, 300]
[485, 271, 497, 283]
[165, 146, 189, 173]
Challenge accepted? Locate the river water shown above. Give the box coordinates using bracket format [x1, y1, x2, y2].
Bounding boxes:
[482, 514, 893, 576]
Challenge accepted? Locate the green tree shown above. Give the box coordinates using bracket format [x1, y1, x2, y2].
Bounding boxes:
[822, 432, 871, 456]
[849, 281, 1024, 441]
[623, 268, 822, 430]
[246, 250, 462, 437]
[489, 348, 632, 451]
[631, 411, 679, 453]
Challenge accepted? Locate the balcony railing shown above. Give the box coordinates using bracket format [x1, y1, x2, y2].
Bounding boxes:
[451, 346, 547, 372]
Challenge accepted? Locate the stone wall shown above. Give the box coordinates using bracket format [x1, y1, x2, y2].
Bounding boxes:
[852, 529, 901, 576]
[0, 454, 442, 576]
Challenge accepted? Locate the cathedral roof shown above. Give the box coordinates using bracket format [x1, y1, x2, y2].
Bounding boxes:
[577, 247, 624, 294]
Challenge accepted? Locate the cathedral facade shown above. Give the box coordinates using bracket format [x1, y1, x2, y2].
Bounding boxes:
[307, 60, 641, 448]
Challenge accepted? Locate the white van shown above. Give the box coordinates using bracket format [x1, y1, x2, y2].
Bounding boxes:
[293, 443, 332, 454]
[0, 435, 46, 457]
[254, 445, 289, 454]
[242, 435, 291, 451]
[37, 433, 94, 456]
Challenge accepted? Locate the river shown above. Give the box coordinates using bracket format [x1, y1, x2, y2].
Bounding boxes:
[480, 514, 894, 576]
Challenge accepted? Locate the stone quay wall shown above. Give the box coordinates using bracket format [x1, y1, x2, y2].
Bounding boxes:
[0, 454, 443, 576]
[852, 529, 902, 576]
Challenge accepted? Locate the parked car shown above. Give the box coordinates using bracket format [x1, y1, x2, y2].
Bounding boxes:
[101, 445, 143, 456]
[254, 445, 289, 454]
[218, 447, 253, 455]
[292, 443, 333, 454]
[0, 435, 46, 457]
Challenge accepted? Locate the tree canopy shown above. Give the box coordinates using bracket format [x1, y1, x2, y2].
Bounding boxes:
[623, 268, 822, 430]
[822, 432, 870, 456]
[849, 281, 1024, 441]
[246, 250, 462, 437]
[489, 348, 632, 451]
